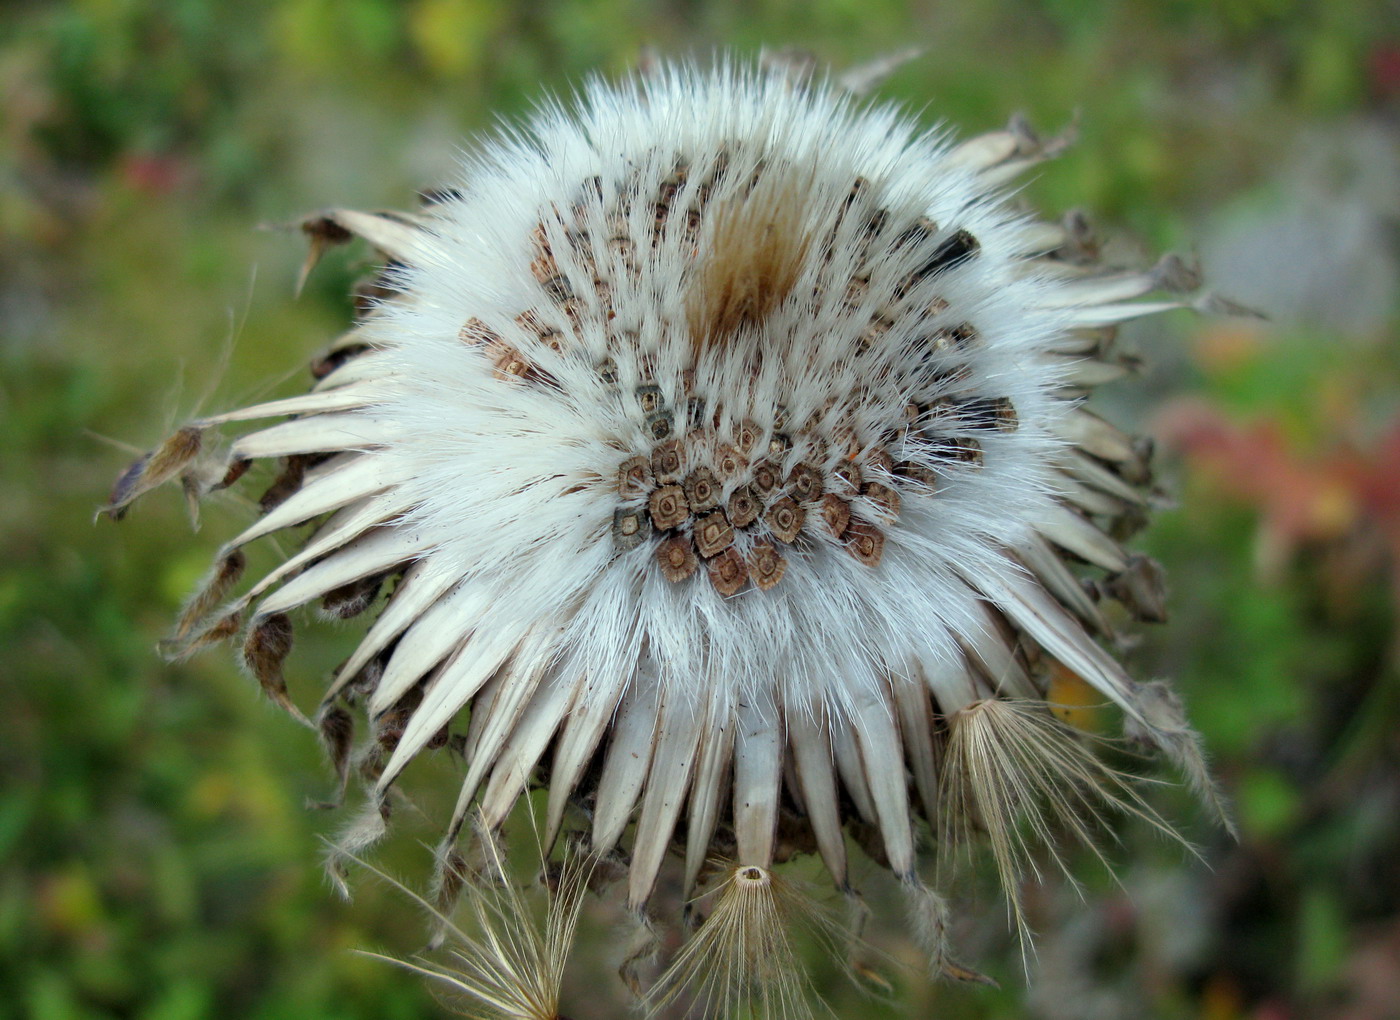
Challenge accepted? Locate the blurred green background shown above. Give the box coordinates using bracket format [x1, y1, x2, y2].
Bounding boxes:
[3, 0, 1399, 1017]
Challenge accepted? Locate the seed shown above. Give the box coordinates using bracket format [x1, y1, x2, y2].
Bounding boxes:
[684, 467, 720, 513]
[765, 496, 805, 543]
[648, 484, 690, 531]
[748, 540, 787, 590]
[656, 534, 698, 582]
[845, 518, 885, 566]
[693, 510, 735, 558]
[726, 485, 761, 528]
[706, 547, 748, 596]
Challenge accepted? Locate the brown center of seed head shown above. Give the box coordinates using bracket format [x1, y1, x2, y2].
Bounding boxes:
[588, 165, 1006, 594]
[685, 160, 815, 353]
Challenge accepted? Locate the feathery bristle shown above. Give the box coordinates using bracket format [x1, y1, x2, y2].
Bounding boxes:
[645, 864, 846, 1020]
[355, 821, 595, 1020]
[939, 699, 1186, 944]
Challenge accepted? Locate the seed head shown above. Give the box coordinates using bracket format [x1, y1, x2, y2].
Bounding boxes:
[113, 58, 1232, 1014]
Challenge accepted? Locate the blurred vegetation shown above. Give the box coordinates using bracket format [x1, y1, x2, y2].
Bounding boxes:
[3, 0, 1399, 1017]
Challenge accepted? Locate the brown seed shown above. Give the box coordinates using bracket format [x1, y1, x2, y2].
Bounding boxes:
[786, 462, 823, 502]
[656, 534, 699, 582]
[684, 467, 720, 513]
[609, 234, 638, 272]
[893, 215, 938, 249]
[458, 317, 500, 346]
[726, 485, 761, 528]
[748, 541, 787, 591]
[831, 461, 863, 495]
[820, 493, 851, 537]
[618, 455, 653, 497]
[857, 313, 894, 352]
[843, 274, 871, 309]
[768, 433, 792, 456]
[898, 229, 980, 295]
[652, 439, 685, 483]
[862, 481, 902, 520]
[751, 460, 781, 498]
[765, 496, 805, 543]
[530, 221, 552, 254]
[559, 297, 586, 327]
[845, 519, 885, 567]
[693, 510, 735, 558]
[896, 461, 939, 489]
[491, 344, 531, 381]
[707, 547, 748, 596]
[636, 384, 664, 415]
[864, 446, 894, 476]
[649, 484, 690, 531]
[540, 274, 574, 302]
[735, 420, 762, 456]
[530, 253, 559, 285]
[644, 410, 674, 441]
[932, 322, 979, 353]
[956, 395, 1016, 431]
[686, 397, 707, 429]
[612, 507, 651, 550]
[936, 437, 985, 466]
[597, 357, 619, 386]
[715, 444, 748, 480]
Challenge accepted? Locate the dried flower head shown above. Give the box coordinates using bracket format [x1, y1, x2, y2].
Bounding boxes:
[112, 58, 1232, 1011]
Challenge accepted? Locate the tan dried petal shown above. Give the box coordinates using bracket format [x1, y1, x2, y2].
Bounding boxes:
[693, 510, 735, 558]
[649, 484, 690, 531]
